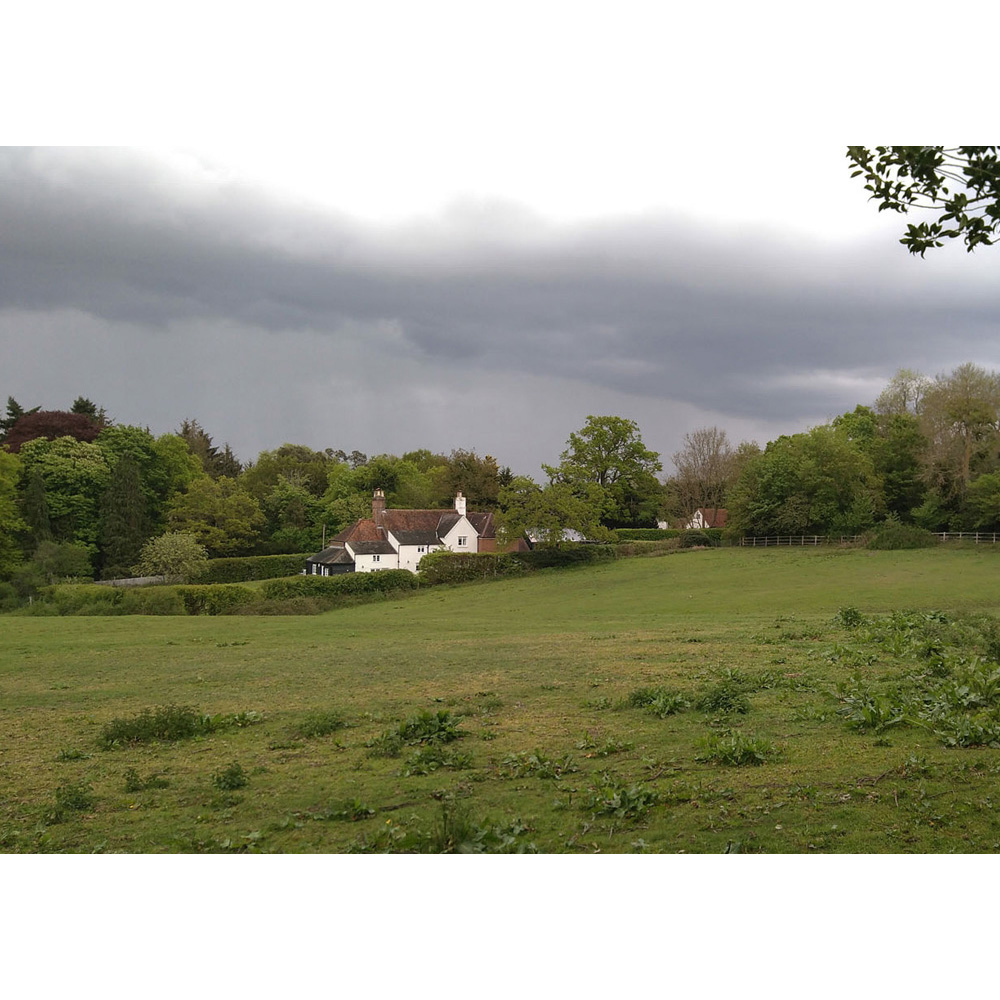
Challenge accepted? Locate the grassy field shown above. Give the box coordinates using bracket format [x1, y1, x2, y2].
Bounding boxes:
[5, 545, 1000, 853]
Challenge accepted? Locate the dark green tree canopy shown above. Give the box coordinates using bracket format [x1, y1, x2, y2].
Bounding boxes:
[847, 146, 1000, 254]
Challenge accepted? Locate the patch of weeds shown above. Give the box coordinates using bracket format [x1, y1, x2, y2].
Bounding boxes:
[696, 731, 780, 766]
[576, 734, 633, 757]
[55, 748, 92, 762]
[348, 802, 538, 854]
[311, 799, 376, 822]
[624, 686, 690, 718]
[49, 782, 96, 822]
[476, 691, 504, 713]
[694, 682, 749, 715]
[836, 606, 866, 629]
[123, 768, 170, 792]
[836, 677, 907, 733]
[582, 696, 612, 711]
[499, 749, 580, 780]
[403, 745, 474, 776]
[368, 709, 465, 758]
[292, 711, 347, 739]
[98, 705, 264, 749]
[585, 773, 660, 820]
[212, 762, 249, 791]
[480, 731, 498, 741]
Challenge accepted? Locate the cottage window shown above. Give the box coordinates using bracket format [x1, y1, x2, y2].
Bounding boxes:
[457, 536, 468, 547]
[373, 554, 380, 562]
[417, 546, 425, 553]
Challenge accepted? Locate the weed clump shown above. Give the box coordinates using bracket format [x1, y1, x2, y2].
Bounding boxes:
[403, 745, 473, 775]
[367, 709, 465, 758]
[499, 750, 579, 780]
[585, 774, 660, 820]
[98, 705, 264, 749]
[293, 711, 347, 739]
[696, 732, 779, 766]
[348, 802, 537, 854]
[212, 762, 249, 791]
[49, 782, 96, 822]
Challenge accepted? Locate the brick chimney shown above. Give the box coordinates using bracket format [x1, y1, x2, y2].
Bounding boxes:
[372, 488, 387, 527]
[454, 491, 466, 517]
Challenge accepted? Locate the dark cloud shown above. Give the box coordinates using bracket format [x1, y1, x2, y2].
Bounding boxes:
[2, 147, 999, 472]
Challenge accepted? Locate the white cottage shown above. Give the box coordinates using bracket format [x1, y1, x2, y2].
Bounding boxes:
[305, 490, 497, 575]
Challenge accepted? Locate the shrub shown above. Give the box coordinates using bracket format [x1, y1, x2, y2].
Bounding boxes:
[613, 528, 681, 541]
[261, 570, 417, 601]
[189, 553, 315, 584]
[133, 532, 208, 580]
[865, 519, 939, 550]
[678, 529, 720, 548]
[510, 545, 618, 570]
[176, 584, 256, 615]
[417, 551, 529, 585]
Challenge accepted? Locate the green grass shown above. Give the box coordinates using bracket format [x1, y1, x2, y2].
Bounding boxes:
[4, 546, 1000, 852]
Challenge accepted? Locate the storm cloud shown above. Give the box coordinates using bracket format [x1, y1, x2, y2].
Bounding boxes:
[2, 147, 998, 474]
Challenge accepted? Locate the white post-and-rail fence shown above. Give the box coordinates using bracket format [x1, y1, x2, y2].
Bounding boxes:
[739, 533, 1000, 547]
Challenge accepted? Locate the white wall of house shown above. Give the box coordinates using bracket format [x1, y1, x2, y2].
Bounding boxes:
[440, 515, 478, 553]
[394, 543, 442, 573]
[349, 548, 399, 573]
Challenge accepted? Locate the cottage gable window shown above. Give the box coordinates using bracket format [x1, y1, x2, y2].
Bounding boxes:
[457, 536, 467, 547]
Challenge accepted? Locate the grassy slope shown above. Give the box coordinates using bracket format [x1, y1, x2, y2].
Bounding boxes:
[4, 546, 1000, 853]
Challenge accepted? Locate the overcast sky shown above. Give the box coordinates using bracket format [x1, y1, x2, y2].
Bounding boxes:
[3, 4, 998, 477]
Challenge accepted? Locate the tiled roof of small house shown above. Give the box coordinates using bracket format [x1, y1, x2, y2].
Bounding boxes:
[390, 529, 442, 546]
[305, 545, 355, 566]
[333, 519, 383, 543]
[348, 540, 397, 555]
[695, 507, 728, 528]
[466, 511, 495, 538]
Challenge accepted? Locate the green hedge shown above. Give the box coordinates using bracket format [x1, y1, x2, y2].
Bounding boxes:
[511, 545, 618, 570]
[261, 570, 418, 601]
[614, 528, 680, 541]
[417, 551, 530, 585]
[27, 584, 186, 616]
[188, 553, 313, 584]
[175, 584, 257, 615]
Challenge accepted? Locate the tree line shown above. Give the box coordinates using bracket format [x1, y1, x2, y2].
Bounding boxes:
[2, 362, 1000, 597]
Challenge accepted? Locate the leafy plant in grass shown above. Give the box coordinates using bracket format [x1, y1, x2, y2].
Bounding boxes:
[696, 731, 780, 766]
[49, 782, 96, 822]
[98, 705, 264, 748]
[499, 750, 579, 780]
[403, 745, 473, 776]
[123, 768, 170, 792]
[212, 762, 249, 791]
[348, 802, 538, 854]
[576, 734, 634, 757]
[585, 773, 660, 820]
[311, 799, 376, 822]
[624, 686, 690, 718]
[56, 748, 92, 761]
[367, 709, 465, 758]
[292, 711, 347, 739]
[694, 682, 749, 715]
